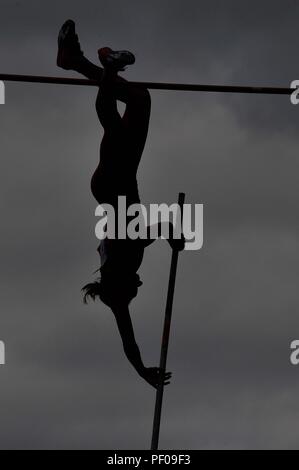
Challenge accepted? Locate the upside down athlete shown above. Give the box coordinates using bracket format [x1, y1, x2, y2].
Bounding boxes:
[57, 20, 184, 388]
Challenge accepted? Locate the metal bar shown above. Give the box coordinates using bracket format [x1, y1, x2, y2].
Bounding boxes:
[0, 73, 294, 95]
[151, 192, 186, 451]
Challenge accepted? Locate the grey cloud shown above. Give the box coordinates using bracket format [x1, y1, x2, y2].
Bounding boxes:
[1, 0, 299, 450]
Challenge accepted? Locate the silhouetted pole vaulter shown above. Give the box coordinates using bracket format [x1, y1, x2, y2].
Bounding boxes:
[0, 73, 295, 95]
[51, 18, 186, 390]
[151, 192, 186, 451]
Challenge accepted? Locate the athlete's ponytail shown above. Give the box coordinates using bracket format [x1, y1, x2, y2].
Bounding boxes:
[82, 281, 101, 304]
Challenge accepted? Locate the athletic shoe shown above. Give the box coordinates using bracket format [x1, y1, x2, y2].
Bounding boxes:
[98, 47, 135, 72]
[57, 19, 83, 70]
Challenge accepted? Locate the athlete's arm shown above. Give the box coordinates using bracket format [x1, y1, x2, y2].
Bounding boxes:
[111, 305, 171, 388]
[142, 222, 185, 251]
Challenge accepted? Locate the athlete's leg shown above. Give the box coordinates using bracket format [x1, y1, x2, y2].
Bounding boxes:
[120, 82, 151, 170]
[75, 56, 151, 155]
[91, 65, 151, 160]
[57, 20, 151, 154]
[95, 70, 122, 131]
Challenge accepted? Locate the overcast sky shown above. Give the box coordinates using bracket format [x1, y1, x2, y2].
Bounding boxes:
[1, 0, 299, 450]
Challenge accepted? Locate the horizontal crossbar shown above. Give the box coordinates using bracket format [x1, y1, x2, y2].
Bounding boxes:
[0, 73, 294, 95]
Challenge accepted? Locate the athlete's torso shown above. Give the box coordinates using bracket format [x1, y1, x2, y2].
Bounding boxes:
[98, 238, 145, 275]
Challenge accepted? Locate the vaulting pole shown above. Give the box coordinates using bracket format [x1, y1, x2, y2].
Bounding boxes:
[151, 192, 186, 451]
[0, 73, 295, 95]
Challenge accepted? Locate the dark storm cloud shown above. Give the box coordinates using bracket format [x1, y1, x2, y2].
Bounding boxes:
[1, 0, 299, 450]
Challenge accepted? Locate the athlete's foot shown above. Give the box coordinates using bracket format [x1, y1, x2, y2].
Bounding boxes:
[98, 47, 135, 72]
[57, 19, 84, 70]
